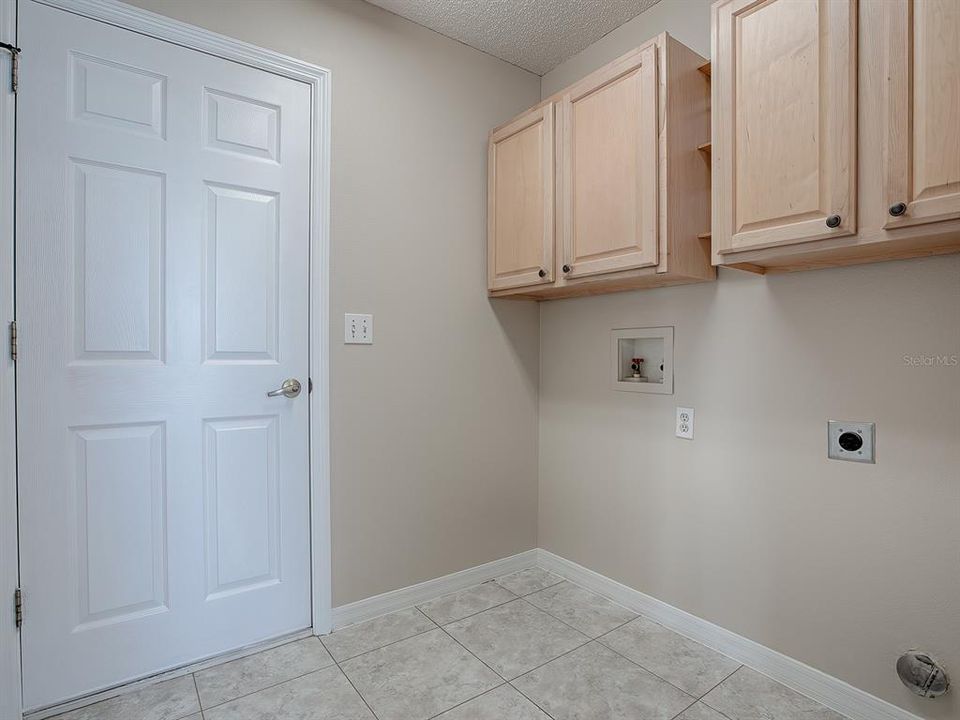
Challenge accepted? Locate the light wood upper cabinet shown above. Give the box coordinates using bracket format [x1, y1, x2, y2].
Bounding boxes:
[487, 104, 554, 291]
[712, 0, 857, 258]
[559, 45, 659, 279]
[488, 35, 713, 300]
[883, 0, 960, 230]
[711, 0, 960, 273]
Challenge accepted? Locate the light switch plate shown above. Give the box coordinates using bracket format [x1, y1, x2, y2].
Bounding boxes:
[827, 420, 875, 463]
[676, 407, 694, 440]
[344, 314, 373, 344]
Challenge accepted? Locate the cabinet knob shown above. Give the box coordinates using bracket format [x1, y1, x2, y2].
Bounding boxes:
[562, 264, 572, 273]
[825, 215, 842, 228]
[538, 268, 546, 278]
[889, 202, 907, 217]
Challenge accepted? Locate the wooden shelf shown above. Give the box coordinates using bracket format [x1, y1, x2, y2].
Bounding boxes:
[698, 61, 711, 77]
[697, 232, 712, 240]
[697, 142, 711, 155]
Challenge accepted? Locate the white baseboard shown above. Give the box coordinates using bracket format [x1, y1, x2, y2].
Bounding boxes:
[536, 549, 922, 720]
[330, 549, 539, 629]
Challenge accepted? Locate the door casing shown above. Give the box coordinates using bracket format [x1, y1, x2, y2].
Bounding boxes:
[0, 1, 332, 717]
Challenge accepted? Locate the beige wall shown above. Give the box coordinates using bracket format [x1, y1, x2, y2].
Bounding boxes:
[121, 0, 542, 606]
[539, 1, 960, 717]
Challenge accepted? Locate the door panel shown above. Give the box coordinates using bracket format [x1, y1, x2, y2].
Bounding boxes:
[71, 159, 164, 362]
[204, 183, 280, 361]
[17, 1, 312, 709]
[488, 104, 554, 291]
[73, 422, 167, 628]
[713, 0, 857, 254]
[203, 416, 280, 598]
[883, 0, 960, 228]
[559, 44, 659, 279]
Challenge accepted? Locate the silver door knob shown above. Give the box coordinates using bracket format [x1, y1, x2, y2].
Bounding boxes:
[266, 379, 302, 398]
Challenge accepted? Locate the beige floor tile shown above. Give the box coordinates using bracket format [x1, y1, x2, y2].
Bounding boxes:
[444, 599, 588, 679]
[598, 616, 740, 696]
[194, 637, 334, 708]
[676, 702, 729, 720]
[203, 665, 373, 720]
[434, 684, 550, 719]
[525, 581, 636, 637]
[702, 667, 848, 720]
[321, 606, 435, 661]
[418, 581, 517, 625]
[340, 628, 500, 720]
[51, 675, 199, 720]
[513, 641, 695, 720]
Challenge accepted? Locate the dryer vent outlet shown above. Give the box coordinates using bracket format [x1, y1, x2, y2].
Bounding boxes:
[897, 651, 950, 698]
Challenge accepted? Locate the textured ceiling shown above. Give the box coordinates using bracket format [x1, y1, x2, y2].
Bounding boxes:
[365, 0, 664, 75]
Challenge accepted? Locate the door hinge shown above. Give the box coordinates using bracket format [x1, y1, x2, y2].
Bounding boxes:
[0, 41, 20, 94]
[9, 320, 16, 361]
[308, 377, 313, 394]
[14, 588, 22, 629]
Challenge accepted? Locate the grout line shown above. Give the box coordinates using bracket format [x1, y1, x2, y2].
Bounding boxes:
[663, 668, 741, 720]
[531, 574, 639, 617]
[666, 696, 701, 720]
[423, 682, 508, 720]
[699, 667, 747, 720]
[434, 623, 561, 719]
[538, 570, 746, 703]
[507, 637, 594, 682]
[334, 657, 382, 720]
[322, 623, 440, 665]
[434, 592, 596, 693]
[591, 633, 699, 699]
[506, 680, 559, 720]
[501, 571, 566, 598]
[190, 674, 201, 717]
[517, 593, 636, 641]
[437, 623, 510, 681]
[422, 585, 520, 626]
[431, 595, 517, 627]
[197, 662, 339, 714]
[696, 665, 743, 701]
[516, 596, 592, 640]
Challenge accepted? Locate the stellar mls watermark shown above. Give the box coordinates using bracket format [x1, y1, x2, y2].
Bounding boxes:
[902, 353, 959, 367]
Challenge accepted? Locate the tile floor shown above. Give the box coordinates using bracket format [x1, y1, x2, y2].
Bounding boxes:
[51, 566, 848, 720]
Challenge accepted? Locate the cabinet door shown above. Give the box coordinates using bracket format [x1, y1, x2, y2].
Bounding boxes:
[558, 44, 659, 279]
[713, 0, 857, 255]
[488, 104, 554, 291]
[883, 0, 960, 229]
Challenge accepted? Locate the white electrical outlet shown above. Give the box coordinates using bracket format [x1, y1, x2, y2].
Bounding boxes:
[676, 407, 695, 440]
[344, 314, 373, 344]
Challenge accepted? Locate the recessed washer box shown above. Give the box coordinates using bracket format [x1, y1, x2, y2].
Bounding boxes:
[827, 420, 876, 463]
[611, 327, 674, 394]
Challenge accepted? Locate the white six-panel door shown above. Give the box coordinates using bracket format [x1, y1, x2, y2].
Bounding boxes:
[17, 1, 313, 709]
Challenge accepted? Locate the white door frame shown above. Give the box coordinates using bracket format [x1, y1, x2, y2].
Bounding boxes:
[0, 1, 331, 717]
